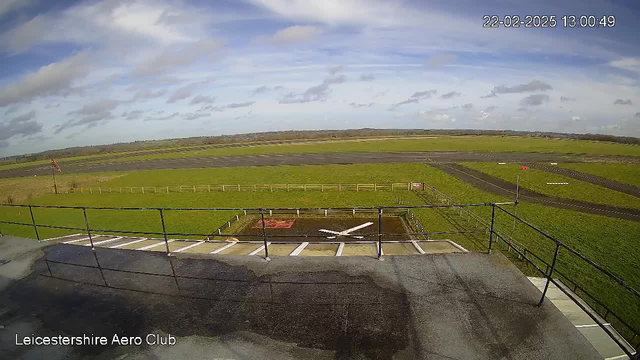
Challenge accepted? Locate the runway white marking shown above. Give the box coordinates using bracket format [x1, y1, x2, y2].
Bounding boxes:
[249, 242, 270, 256]
[411, 240, 426, 254]
[173, 241, 205, 253]
[336, 243, 345, 256]
[290, 242, 309, 256]
[110, 238, 146, 248]
[447, 241, 469, 252]
[40, 233, 82, 242]
[211, 242, 237, 254]
[85, 236, 123, 247]
[63, 236, 91, 244]
[575, 323, 610, 328]
[605, 354, 630, 360]
[136, 240, 174, 251]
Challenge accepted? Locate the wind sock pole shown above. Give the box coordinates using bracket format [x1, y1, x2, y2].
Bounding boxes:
[52, 165, 58, 194]
[512, 175, 519, 231]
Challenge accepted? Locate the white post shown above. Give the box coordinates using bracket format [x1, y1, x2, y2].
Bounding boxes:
[324, 209, 327, 217]
[238, 184, 240, 191]
[296, 209, 300, 216]
[222, 185, 225, 192]
[235, 215, 239, 221]
[193, 185, 196, 193]
[218, 229, 221, 235]
[269, 210, 272, 216]
[208, 185, 211, 192]
[166, 186, 169, 193]
[243, 210, 247, 215]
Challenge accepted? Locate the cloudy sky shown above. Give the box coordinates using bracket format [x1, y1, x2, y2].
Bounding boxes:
[1, 0, 640, 156]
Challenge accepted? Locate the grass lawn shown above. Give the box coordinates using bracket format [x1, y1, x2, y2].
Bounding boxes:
[462, 162, 640, 210]
[559, 163, 640, 188]
[79, 136, 640, 165]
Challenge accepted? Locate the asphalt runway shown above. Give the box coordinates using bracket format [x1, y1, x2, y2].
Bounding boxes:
[1, 150, 638, 179]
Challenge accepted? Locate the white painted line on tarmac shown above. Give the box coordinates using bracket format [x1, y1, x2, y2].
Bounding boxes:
[174, 241, 204, 253]
[63, 236, 91, 244]
[40, 233, 82, 242]
[411, 240, 426, 254]
[85, 236, 123, 247]
[211, 242, 237, 254]
[447, 240, 469, 252]
[110, 238, 146, 248]
[575, 323, 610, 328]
[137, 240, 174, 251]
[249, 242, 270, 256]
[336, 243, 345, 256]
[290, 242, 309, 256]
[605, 354, 630, 360]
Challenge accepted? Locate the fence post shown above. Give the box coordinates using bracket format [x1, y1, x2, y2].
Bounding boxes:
[260, 209, 270, 260]
[159, 209, 171, 256]
[208, 185, 211, 192]
[488, 204, 496, 254]
[538, 243, 561, 306]
[82, 207, 94, 249]
[377, 207, 383, 259]
[28, 205, 40, 241]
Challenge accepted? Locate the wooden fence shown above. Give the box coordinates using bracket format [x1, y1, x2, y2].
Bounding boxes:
[68, 183, 414, 194]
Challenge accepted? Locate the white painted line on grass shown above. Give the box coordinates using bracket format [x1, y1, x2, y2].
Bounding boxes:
[211, 242, 237, 254]
[249, 242, 270, 256]
[63, 237, 91, 244]
[411, 240, 426, 254]
[174, 241, 205, 253]
[336, 243, 345, 256]
[290, 242, 309, 256]
[137, 240, 174, 251]
[40, 233, 82, 242]
[85, 236, 123, 247]
[110, 238, 146, 248]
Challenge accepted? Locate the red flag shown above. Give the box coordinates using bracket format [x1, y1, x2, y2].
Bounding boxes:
[50, 159, 62, 173]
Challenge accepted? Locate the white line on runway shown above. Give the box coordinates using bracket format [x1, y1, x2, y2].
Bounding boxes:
[40, 233, 82, 242]
[63, 237, 91, 244]
[447, 240, 469, 252]
[336, 243, 345, 256]
[137, 240, 174, 251]
[110, 238, 146, 248]
[174, 241, 205, 253]
[411, 240, 426, 254]
[85, 236, 123, 247]
[211, 242, 237, 254]
[290, 242, 309, 256]
[575, 323, 611, 328]
[249, 242, 270, 256]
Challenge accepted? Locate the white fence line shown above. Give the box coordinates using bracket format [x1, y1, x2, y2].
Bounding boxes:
[68, 183, 413, 194]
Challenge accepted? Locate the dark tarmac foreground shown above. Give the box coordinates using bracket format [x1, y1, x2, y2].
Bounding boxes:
[0, 236, 601, 360]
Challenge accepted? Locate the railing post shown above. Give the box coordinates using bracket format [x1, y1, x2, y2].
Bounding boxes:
[488, 204, 496, 253]
[82, 207, 95, 249]
[538, 243, 561, 306]
[28, 205, 40, 241]
[159, 209, 171, 256]
[377, 207, 383, 259]
[260, 209, 270, 260]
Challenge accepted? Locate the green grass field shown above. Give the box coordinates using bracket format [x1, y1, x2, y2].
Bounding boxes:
[67, 135, 640, 166]
[559, 163, 640, 187]
[462, 162, 640, 210]
[1, 161, 638, 340]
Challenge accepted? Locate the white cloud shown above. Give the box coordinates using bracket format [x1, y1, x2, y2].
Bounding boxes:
[266, 25, 323, 44]
[418, 111, 455, 123]
[609, 58, 640, 73]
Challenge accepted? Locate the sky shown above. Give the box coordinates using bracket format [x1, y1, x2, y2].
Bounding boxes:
[1, 0, 640, 156]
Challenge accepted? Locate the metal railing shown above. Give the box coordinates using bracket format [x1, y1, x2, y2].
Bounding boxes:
[66, 183, 414, 194]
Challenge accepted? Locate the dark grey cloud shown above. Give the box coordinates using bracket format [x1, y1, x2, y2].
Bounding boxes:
[44, 103, 60, 109]
[280, 75, 346, 104]
[226, 101, 255, 108]
[0, 110, 42, 141]
[167, 80, 213, 104]
[635, 112, 640, 117]
[560, 96, 576, 102]
[391, 89, 437, 109]
[133, 40, 221, 77]
[484, 105, 496, 112]
[183, 113, 210, 120]
[0, 140, 8, 149]
[441, 91, 461, 99]
[3, 14, 47, 54]
[349, 102, 374, 108]
[4, 106, 19, 115]
[144, 112, 180, 122]
[207, 101, 256, 112]
[461, 103, 473, 110]
[328, 65, 344, 75]
[482, 80, 552, 98]
[359, 73, 375, 81]
[190, 95, 216, 105]
[131, 89, 166, 101]
[520, 94, 550, 106]
[121, 110, 144, 121]
[55, 99, 119, 133]
[613, 99, 633, 105]
[251, 85, 284, 95]
[0, 52, 89, 106]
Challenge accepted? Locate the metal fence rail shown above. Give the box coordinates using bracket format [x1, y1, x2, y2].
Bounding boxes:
[66, 183, 414, 194]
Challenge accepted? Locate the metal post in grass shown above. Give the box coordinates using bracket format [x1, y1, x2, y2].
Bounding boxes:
[159, 209, 171, 256]
[488, 204, 496, 254]
[260, 209, 270, 260]
[82, 207, 95, 249]
[28, 205, 40, 241]
[377, 207, 383, 259]
[538, 243, 560, 306]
